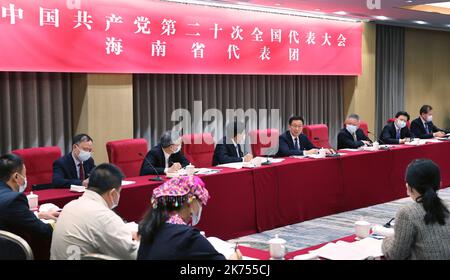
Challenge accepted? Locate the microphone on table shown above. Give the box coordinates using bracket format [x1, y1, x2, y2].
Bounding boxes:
[261, 147, 276, 165]
[138, 153, 164, 181]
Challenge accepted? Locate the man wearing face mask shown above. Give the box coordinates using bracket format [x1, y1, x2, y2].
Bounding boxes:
[337, 114, 372, 150]
[140, 130, 190, 176]
[0, 154, 58, 255]
[212, 120, 253, 166]
[410, 105, 448, 139]
[52, 134, 96, 188]
[50, 163, 139, 260]
[379, 111, 413, 144]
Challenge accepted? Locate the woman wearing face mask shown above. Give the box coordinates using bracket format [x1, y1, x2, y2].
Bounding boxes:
[382, 159, 450, 260]
[0, 153, 59, 259]
[138, 176, 242, 260]
[139, 130, 190, 176]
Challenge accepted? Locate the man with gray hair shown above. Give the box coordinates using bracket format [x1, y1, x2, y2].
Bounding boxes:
[337, 114, 371, 150]
[140, 130, 190, 175]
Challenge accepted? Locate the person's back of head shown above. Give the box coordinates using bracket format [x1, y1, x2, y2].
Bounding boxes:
[87, 163, 125, 209]
[406, 159, 449, 225]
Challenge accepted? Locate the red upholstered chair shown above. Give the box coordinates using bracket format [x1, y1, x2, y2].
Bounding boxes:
[387, 118, 411, 128]
[11, 146, 62, 192]
[302, 124, 331, 149]
[249, 129, 280, 157]
[181, 133, 215, 168]
[106, 139, 148, 178]
[359, 120, 369, 137]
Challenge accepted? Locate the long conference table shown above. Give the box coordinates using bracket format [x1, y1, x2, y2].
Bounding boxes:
[33, 141, 450, 241]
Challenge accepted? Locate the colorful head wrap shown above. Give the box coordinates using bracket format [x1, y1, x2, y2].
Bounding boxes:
[151, 176, 210, 209]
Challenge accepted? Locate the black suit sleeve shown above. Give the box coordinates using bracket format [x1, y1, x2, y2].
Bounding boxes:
[5, 195, 53, 240]
[183, 230, 226, 260]
[302, 135, 317, 150]
[171, 152, 190, 168]
[277, 135, 303, 157]
[52, 159, 82, 188]
[214, 144, 242, 164]
[140, 150, 165, 175]
[410, 120, 433, 139]
[338, 131, 365, 149]
[380, 125, 400, 144]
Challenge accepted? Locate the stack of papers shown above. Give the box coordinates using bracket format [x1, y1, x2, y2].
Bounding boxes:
[121, 180, 136, 186]
[216, 162, 245, 169]
[309, 238, 383, 260]
[339, 148, 361, 152]
[70, 185, 85, 192]
[194, 168, 221, 175]
[207, 237, 257, 260]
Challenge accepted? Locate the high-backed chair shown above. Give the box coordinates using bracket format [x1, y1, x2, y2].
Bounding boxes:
[106, 138, 149, 178]
[249, 129, 280, 157]
[181, 133, 215, 167]
[302, 124, 331, 148]
[11, 146, 62, 191]
[0, 230, 34, 260]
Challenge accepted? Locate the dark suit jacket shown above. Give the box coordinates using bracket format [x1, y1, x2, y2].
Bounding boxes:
[140, 144, 190, 175]
[52, 153, 96, 188]
[212, 137, 244, 166]
[337, 128, 370, 150]
[0, 182, 52, 242]
[379, 122, 413, 144]
[410, 117, 447, 139]
[276, 131, 316, 157]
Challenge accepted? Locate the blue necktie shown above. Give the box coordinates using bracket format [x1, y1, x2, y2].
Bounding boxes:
[294, 138, 299, 150]
[425, 123, 430, 134]
[396, 129, 401, 139]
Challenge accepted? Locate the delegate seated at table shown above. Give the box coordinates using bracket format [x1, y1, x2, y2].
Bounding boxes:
[382, 159, 450, 260]
[337, 114, 371, 150]
[140, 130, 190, 176]
[379, 111, 413, 144]
[51, 163, 139, 260]
[52, 134, 96, 188]
[277, 116, 322, 157]
[137, 176, 241, 260]
[212, 121, 253, 166]
[0, 154, 59, 255]
[410, 105, 448, 139]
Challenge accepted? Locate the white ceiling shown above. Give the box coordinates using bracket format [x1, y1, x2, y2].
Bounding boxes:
[162, 0, 450, 31]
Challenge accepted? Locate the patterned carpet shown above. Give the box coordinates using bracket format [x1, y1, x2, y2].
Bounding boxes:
[229, 188, 450, 253]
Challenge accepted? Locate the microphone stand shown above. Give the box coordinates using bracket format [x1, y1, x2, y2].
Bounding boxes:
[138, 153, 164, 181]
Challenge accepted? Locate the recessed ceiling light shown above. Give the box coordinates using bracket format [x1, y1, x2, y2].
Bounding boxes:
[414, 20, 428, 24]
[334, 11, 347, 15]
[374, 16, 391, 20]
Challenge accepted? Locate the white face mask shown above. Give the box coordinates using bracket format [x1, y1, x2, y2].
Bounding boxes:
[17, 174, 27, 193]
[110, 189, 120, 209]
[346, 124, 358, 134]
[191, 200, 202, 226]
[426, 115, 433, 122]
[396, 120, 407, 129]
[172, 144, 181, 154]
[78, 149, 91, 162]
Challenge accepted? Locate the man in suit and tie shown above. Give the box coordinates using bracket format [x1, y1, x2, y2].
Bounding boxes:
[1, 154, 59, 258]
[337, 114, 372, 150]
[277, 116, 325, 157]
[52, 134, 96, 188]
[379, 111, 413, 144]
[140, 130, 190, 175]
[410, 105, 448, 139]
[212, 121, 253, 166]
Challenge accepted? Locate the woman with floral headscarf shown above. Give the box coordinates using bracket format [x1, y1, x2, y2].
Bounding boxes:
[137, 176, 242, 260]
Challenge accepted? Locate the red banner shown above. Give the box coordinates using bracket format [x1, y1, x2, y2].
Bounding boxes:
[0, 0, 362, 75]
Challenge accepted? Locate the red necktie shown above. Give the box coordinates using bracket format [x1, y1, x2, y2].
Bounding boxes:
[79, 162, 85, 180]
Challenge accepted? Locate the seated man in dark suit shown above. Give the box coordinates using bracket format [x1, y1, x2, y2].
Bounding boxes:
[379, 111, 413, 144]
[337, 114, 372, 150]
[212, 121, 253, 166]
[0, 154, 59, 257]
[277, 116, 324, 157]
[140, 130, 190, 175]
[410, 105, 448, 139]
[52, 134, 96, 188]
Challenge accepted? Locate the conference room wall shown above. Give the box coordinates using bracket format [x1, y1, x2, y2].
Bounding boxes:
[72, 74, 134, 163]
[404, 28, 450, 130]
[343, 23, 376, 135]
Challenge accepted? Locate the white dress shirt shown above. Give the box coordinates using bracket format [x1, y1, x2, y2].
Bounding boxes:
[71, 153, 81, 179]
[50, 190, 138, 260]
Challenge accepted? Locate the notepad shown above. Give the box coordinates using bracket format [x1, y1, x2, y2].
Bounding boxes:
[207, 237, 236, 259]
[309, 238, 383, 260]
[121, 180, 136, 186]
